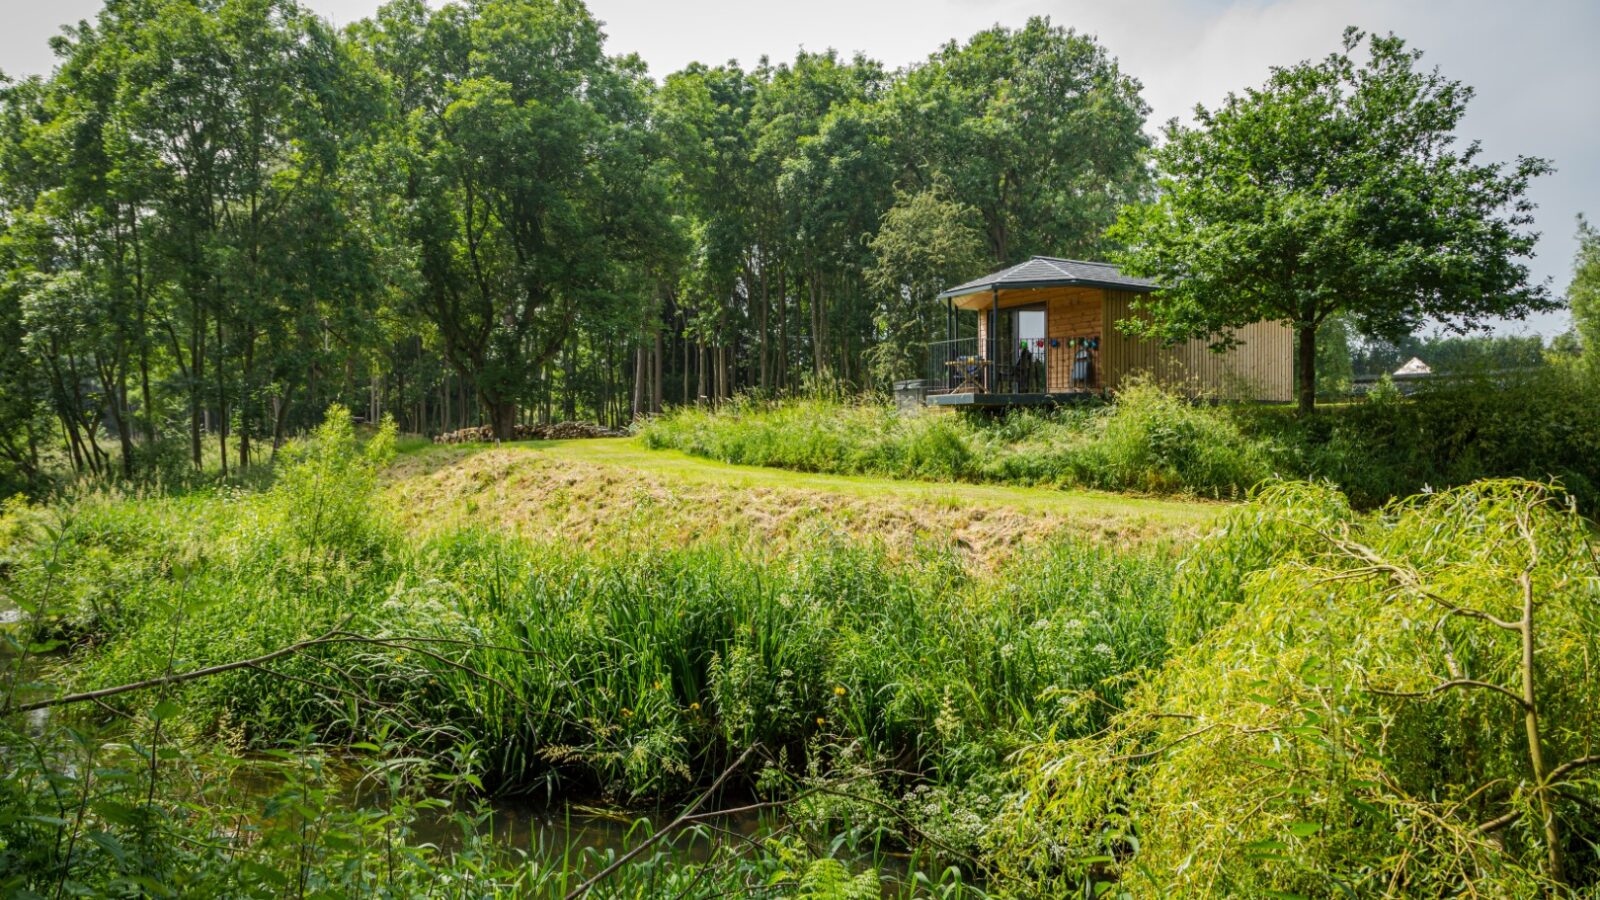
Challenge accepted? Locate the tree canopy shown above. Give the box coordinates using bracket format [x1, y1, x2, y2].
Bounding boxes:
[1568, 215, 1600, 367]
[1109, 28, 1555, 413]
[0, 4, 1570, 482]
[0, 2, 1157, 469]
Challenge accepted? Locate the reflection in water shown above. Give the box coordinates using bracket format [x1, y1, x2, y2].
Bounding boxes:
[1, 601, 55, 736]
[228, 760, 810, 867]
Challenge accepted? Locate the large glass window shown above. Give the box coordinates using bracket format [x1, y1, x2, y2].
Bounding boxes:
[992, 306, 1047, 393]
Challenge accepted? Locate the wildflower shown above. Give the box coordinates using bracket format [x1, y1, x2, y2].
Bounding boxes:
[653, 681, 662, 691]
[621, 708, 633, 718]
[833, 685, 847, 697]
[689, 702, 700, 711]
[816, 717, 826, 727]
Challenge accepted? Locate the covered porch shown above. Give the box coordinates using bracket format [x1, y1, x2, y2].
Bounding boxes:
[924, 257, 1157, 405]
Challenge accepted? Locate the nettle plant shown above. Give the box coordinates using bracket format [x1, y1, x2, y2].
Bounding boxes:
[999, 480, 1600, 896]
[268, 404, 396, 560]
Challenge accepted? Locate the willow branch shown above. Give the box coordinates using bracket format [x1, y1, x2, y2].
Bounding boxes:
[1363, 678, 1531, 711]
[1543, 754, 1600, 786]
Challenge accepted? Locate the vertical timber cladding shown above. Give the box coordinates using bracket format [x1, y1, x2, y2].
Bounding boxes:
[1100, 290, 1295, 401]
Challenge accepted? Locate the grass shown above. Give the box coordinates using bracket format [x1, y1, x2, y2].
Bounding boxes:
[638, 385, 1275, 501]
[384, 438, 1214, 566]
[8, 405, 1597, 895]
[0, 409, 1178, 894]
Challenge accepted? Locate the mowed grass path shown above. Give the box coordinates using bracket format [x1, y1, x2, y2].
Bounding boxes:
[388, 438, 1219, 561]
[534, 438, 1215, 521]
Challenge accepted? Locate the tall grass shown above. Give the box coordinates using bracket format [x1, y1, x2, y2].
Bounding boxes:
[26, 502, 1173, 799]
[0, 408, 1174, 892]
[641, 367, 1600, 510]
[640, 383, 1270, 499]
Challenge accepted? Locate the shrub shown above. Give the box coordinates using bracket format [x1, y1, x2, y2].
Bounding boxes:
[1063, 382, 1271, 498]
[996, 480, 1600, 895]
[267, 404, 396, 560]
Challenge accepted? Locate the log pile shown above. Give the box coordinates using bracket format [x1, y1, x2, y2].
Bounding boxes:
[433, 422, 622, 444]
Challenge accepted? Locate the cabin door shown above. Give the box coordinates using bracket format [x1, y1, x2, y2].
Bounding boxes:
[991, 307, 1046, 393]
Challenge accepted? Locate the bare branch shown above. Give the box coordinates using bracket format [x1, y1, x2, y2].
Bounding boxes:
[1543, 754, 1600, 787]
[1, 617, 530, 715]
[1473, 808, 1521, 835]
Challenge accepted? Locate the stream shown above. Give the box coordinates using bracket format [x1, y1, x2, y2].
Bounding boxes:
[1, 606, 922, 887]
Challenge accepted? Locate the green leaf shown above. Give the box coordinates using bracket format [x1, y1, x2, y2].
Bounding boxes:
[1288, 821, 1322, 838]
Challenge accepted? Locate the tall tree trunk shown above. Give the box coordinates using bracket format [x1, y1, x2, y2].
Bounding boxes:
[1296, 322, 1317, 415]
[129, 206, 154, 452]
[632, 341, 647, 420]
[562, 336, 577, 421]
[809, 266, 824, 380]
[190, 304, 205, 468]
[757, 258, 770, 391]
[238, 328, 256, 469]
[652, 328, 663, 413]
[215, 315, 227, 477]
[776, 255, 788, 393]
[440, 378, 450, 435]
[680, 313, 690, 405]
[270, 379, 295, 461]
[115, 375, 135, 479]
[140, 347, 154, 450]
[485, 394, 517, 442]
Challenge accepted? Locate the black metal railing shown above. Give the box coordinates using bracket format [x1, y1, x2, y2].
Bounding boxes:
[927, 337, 984, 394]
[926, 337, 1101, 395]
[1047, 338, 1100, 393]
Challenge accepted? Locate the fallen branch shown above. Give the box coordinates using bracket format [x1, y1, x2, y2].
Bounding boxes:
[1, 617, 537, 715]
[564, 744, 758, 900]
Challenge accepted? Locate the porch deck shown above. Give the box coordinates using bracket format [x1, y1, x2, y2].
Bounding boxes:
[925, 335, 1101, 407]
[927, 390, 1100, 408]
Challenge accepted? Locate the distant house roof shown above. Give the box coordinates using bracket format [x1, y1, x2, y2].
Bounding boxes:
[937, 256, 1158, 299]
[1394, 357, 1432, 376]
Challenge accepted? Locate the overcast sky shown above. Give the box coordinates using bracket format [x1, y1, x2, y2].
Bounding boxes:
[5, 0, 1595, 337]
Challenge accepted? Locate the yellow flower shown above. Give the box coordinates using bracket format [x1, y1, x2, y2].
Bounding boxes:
[689, 702, 700, 711]
[622, 708, 633, 718]
[833, 686, 847, 697]
[816, 717, 826, 727]
[653, 681, 662, 691]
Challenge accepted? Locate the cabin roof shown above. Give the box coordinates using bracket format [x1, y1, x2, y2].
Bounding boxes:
[937, 256, 1157, 299]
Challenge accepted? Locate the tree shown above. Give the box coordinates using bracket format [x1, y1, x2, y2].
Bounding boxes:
[1109, 29, 1555, 414]
[891, 18, 1150, 264]
[366, 0, 669, 440]
[864, 179, 987, 384]
[1569, 215, 1600, 367]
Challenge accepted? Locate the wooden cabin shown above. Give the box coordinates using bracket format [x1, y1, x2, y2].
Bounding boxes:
[926, 257, 1294, 406]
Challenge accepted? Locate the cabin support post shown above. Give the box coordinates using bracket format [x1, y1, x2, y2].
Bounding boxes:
[945, 296, 955, 391]
[989, 286, 999, 393]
